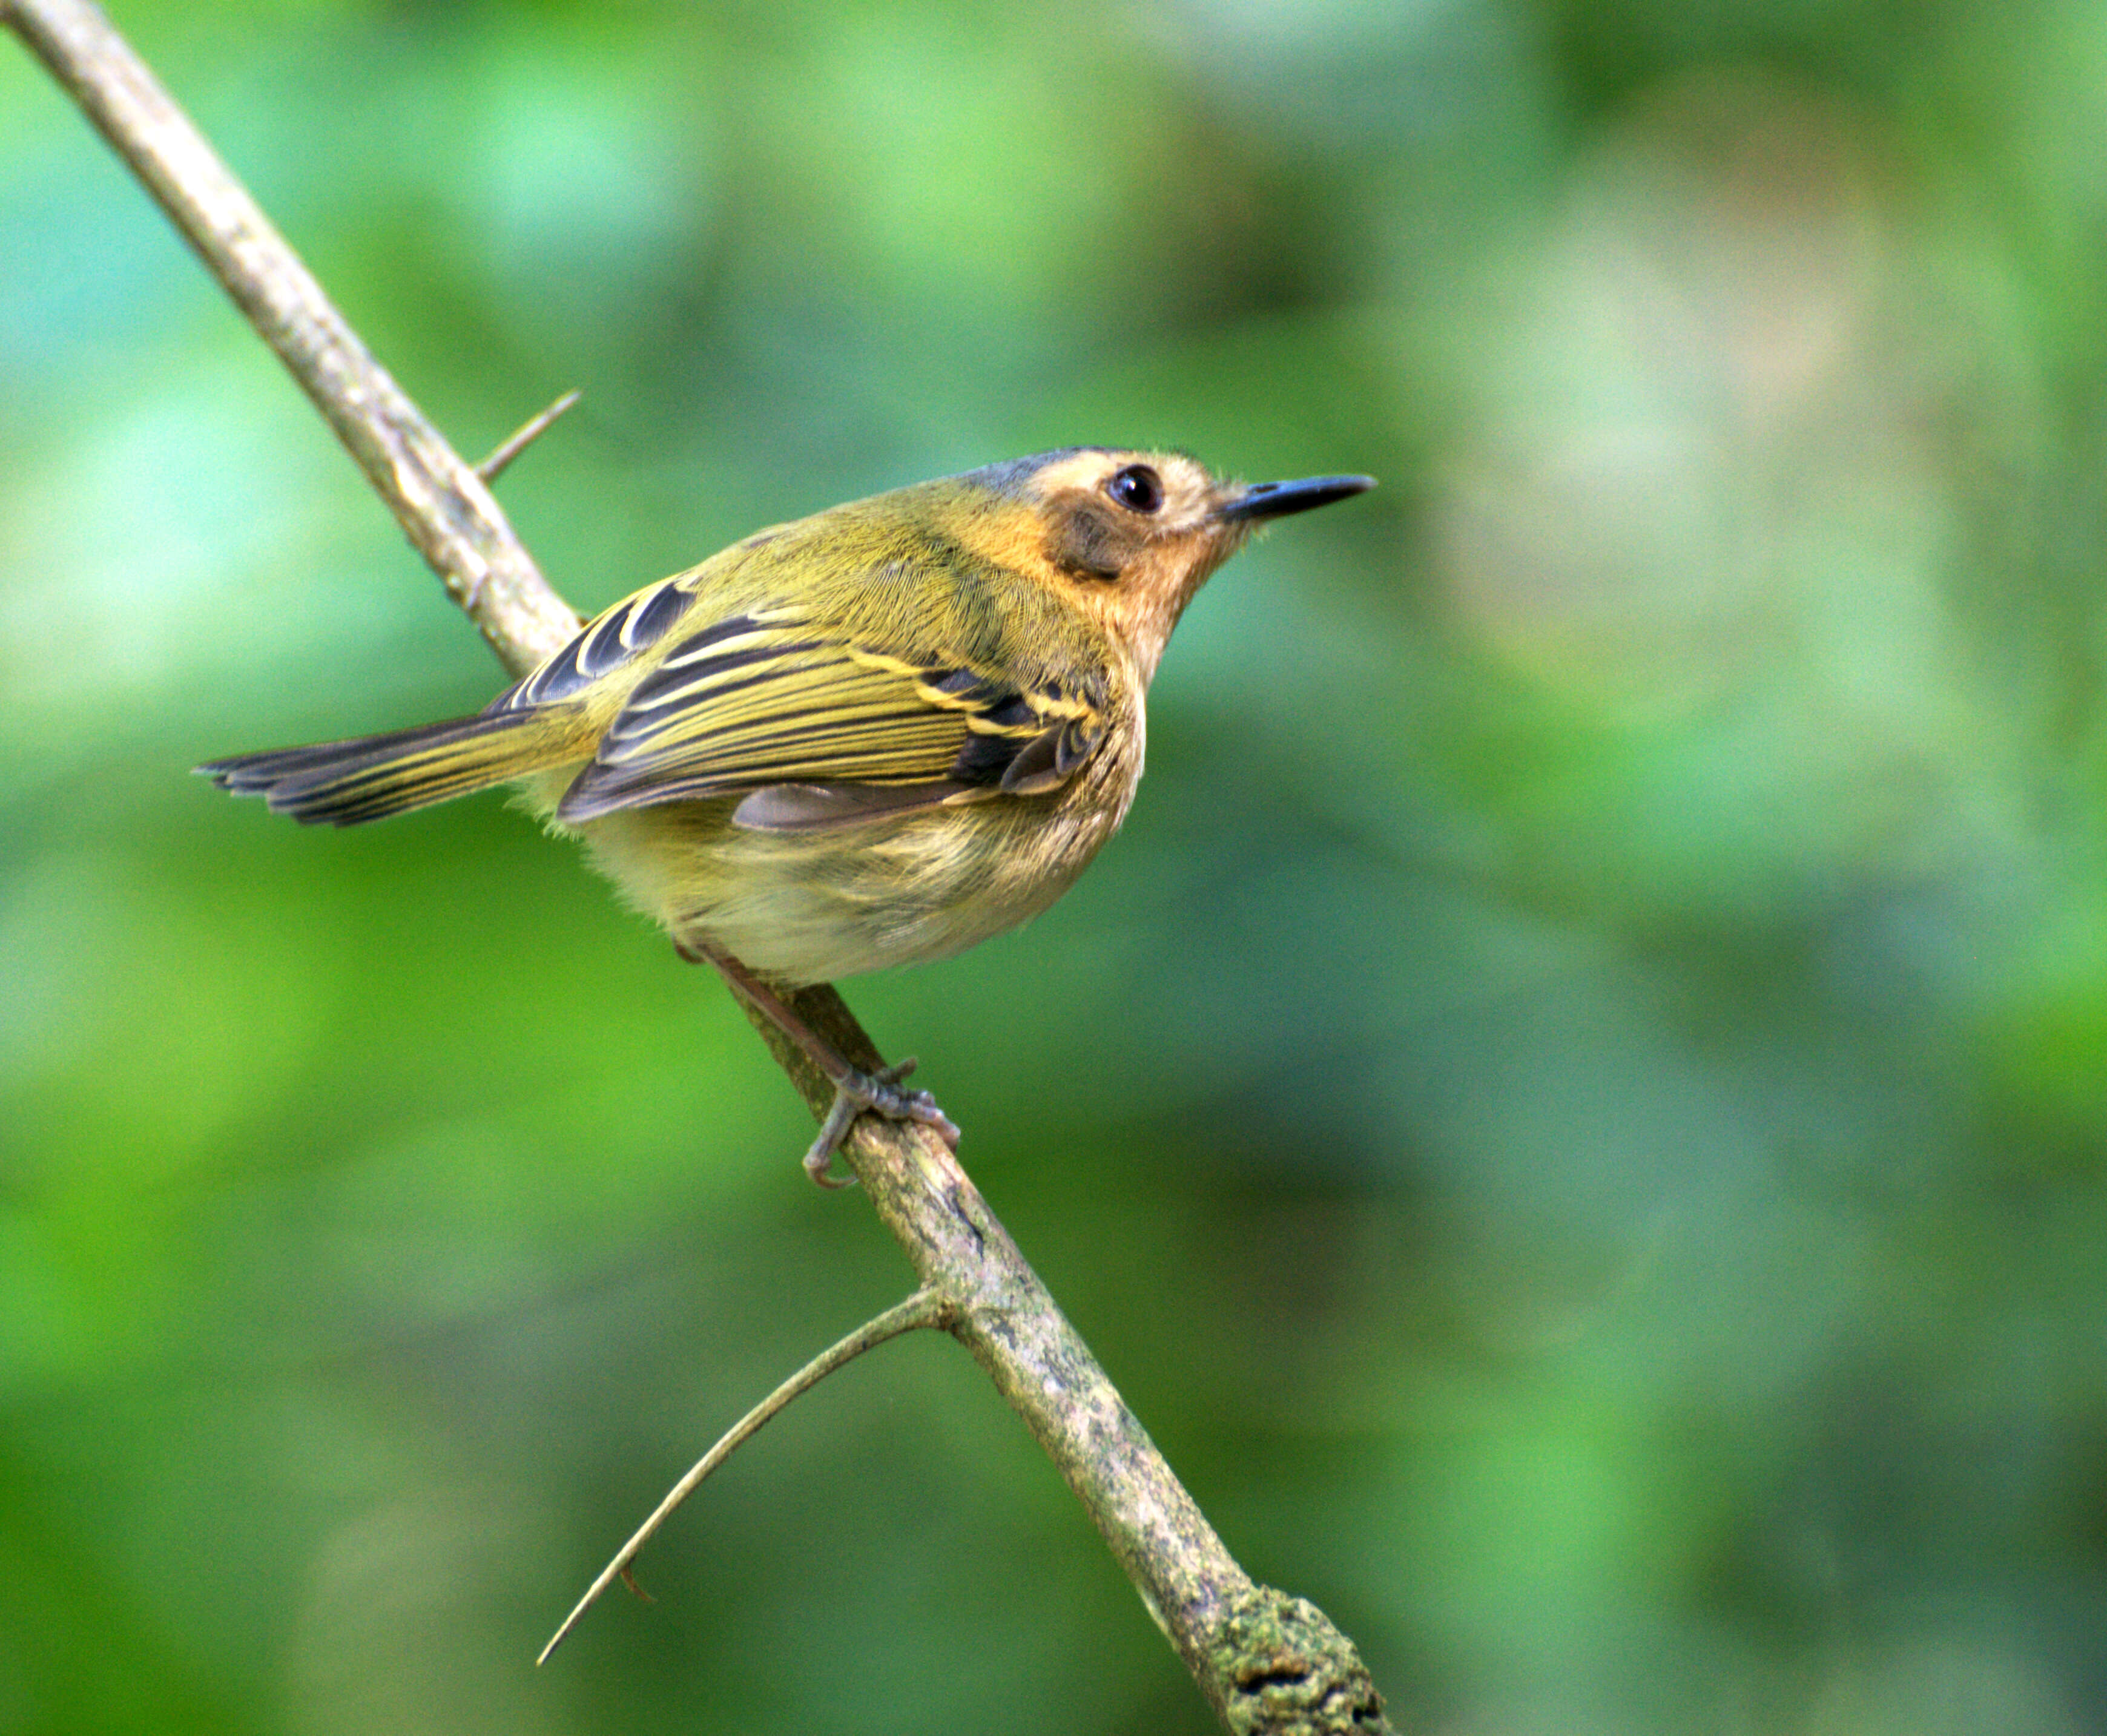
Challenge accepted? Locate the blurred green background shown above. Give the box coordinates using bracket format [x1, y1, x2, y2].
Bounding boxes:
[5, 0, 2107, 1731]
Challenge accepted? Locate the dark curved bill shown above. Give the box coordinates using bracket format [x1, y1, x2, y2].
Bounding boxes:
[1218, 473, 1376, 522]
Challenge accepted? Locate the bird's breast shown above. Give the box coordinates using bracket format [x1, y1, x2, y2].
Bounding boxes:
[558, 705, 1146, 986]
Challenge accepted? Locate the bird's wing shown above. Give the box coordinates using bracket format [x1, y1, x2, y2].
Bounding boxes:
[486, 576, 699, 714]
[549, 607, 1106, 829]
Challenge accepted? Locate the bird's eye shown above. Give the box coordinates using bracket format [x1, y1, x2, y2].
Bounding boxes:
[1106, 464, 1163, 515]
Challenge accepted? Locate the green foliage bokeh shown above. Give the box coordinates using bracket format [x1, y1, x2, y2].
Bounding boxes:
[5, 2, 2107, 1731]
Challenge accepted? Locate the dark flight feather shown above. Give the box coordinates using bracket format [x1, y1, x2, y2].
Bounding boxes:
[199, 711, 581, 827]
[552, 611, 1107, 826]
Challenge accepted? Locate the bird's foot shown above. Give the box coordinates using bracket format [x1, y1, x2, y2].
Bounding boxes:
[802, 1057, 962, 1188]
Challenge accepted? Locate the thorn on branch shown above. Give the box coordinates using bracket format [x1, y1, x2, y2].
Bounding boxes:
[537, 1285, 952, 1665]
[476, 388, 581, 484]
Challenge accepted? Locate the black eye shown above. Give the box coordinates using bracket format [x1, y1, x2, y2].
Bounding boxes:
[1106, 464, 1163, 514]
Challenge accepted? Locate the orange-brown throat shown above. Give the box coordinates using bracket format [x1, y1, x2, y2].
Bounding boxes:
[1064, 521, 1249, 685]
[952, 449, 1252, 686]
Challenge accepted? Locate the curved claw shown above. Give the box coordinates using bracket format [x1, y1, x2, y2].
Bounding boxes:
[802, 1059, 958, 1186]
[868, 1059, 960, 1149]
[801, 1092, 865, 1188]
[903, 1095, 961, 1151]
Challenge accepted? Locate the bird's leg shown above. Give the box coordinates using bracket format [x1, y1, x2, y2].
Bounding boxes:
[678, 941, 961, 1187]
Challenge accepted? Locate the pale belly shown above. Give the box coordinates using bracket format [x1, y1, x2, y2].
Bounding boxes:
[520, 745, 1142, 985]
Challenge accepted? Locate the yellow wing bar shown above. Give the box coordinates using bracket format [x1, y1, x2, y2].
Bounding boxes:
[554, 611, 1104, 824]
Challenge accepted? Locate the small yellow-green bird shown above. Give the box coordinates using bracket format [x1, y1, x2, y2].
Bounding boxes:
[202, 447, 1371, 1181]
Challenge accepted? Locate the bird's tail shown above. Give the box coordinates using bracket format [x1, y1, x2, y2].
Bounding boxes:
[197, 709, 587, 827]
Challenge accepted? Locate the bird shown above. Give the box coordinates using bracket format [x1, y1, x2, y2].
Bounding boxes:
[200, 447, 1373, 1182]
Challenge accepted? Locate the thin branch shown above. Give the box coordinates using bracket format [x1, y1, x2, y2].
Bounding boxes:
[539, 1286, 951, 1665]
[478, 388, 582, 484]
[1, 0, 579, 679]
[5, 5, 1392, 1729]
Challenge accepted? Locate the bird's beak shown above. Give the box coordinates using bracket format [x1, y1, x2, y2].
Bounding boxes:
[1216, 474, 1375, 522]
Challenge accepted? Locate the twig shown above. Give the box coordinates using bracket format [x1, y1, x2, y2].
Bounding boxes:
[478, 388, 582, 484]
[5, 5, 1393, 1729]
[0, 0, 579, 677]
[539, 1287, 951, 1665]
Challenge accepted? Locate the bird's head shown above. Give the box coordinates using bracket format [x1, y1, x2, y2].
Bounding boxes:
[942, 448, 1373, 681]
